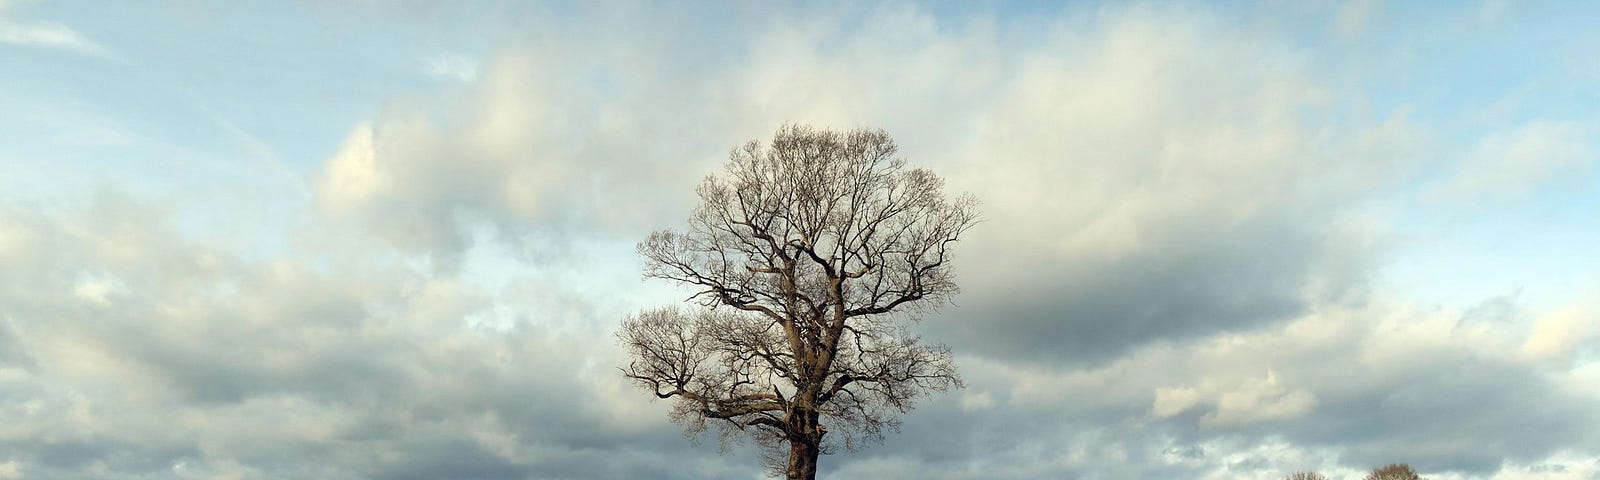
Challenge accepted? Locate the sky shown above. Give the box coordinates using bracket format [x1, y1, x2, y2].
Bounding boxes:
[1, 0, 1598, 479]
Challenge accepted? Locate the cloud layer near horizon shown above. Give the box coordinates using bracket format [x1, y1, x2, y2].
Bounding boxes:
[2, 2, 1598, 479]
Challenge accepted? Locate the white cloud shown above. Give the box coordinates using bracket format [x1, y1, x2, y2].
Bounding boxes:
[1439, 121, 1596, 199]
[421, 54, 480, 82]
[0, 17, 110, 56]
[317, 123, 384, 212]
[1335, 0, 1378, 38]
[308, 4, 1425, 361]
[992, 297, 1600, 473]
[69, 272, 125, 304]
[1152, 386, 1201, 418]
[4, 2, 1599, 479]
[311, 42, 733, 263]
[0, 194, 730, 478]
[1521, 304, 1600, 365]
[291, 5, 1588, 475]
[1201, 370, 1318, 428]
[959, 390, 995, 412]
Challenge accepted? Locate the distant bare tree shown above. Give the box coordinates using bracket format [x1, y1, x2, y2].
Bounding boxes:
[1365, 463, 1424, 480]
[618, 125, 977, 479]
[1285, 472, 1328, 480]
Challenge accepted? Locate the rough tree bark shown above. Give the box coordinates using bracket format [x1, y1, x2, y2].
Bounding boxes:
[618, 125, 977, 479]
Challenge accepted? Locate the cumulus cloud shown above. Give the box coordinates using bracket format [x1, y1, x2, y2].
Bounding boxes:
[310, 2, 1424, 362]
[4, 1, 1598, 479]
[295, 3, 1592, 477]
[1520, 302, 1600, 365]
[1200, 371, 1319, 428]
[0, 194, 738, 479]
[311, 45, 736, 265]
[919, 8, 1420, 363]
[899, 299, 1600, 477]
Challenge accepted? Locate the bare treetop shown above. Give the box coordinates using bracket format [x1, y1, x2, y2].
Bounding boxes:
[620, 125, 977, 479]
[1365, 463, 1424, 480]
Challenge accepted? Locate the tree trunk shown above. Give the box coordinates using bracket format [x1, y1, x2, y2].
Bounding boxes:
[784, 407, 822, 480]
[784, 437, 820, 480]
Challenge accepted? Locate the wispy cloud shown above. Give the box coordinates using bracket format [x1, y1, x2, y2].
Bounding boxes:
[1436, 120, 1596, 200]
[421, 54, 480, 82]
[1, 0, 111, 56]
[0, 19, 110, 56]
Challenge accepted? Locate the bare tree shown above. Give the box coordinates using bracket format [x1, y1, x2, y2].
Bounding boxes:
[618, 125, 977, 479]
[1285, 472, 1329, 480]
[1365, 463, 1424, 480]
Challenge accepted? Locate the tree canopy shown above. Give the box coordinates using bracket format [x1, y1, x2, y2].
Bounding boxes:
[619, 125, 977, 479]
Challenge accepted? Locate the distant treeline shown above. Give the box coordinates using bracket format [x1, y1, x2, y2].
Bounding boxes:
[1288, 463, 1423, 480]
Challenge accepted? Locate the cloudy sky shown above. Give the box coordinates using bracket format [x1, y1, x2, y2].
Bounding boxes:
[2, 1, 1598, 479]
